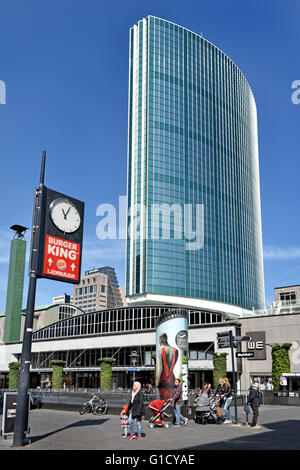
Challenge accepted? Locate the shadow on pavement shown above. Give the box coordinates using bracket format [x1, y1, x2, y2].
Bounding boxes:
[30, 418, 109, 443]
[180, 420, 300, 450]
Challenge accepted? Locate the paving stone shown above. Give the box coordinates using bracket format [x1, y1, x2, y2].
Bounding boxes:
[1, 405, 299, 450]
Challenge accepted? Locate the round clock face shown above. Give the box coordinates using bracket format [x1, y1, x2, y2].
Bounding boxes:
[50, 198, 81, 233]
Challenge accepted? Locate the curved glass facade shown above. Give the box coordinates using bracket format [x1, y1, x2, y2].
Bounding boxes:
[126, 16, 265, 312]
[32, 306, 223, 341]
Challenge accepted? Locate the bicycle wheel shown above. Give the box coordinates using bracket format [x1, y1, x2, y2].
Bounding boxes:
[79, 403, 89, 415]
[92, 405, 101, 415]
[94, 404, 107, 415]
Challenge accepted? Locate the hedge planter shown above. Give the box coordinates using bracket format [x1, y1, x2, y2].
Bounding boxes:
[50, 360, 66, 390]
[272, 343, 292, 390]
[213, 353, 227, 389]
[98, 357, 116, 390]
[8, 362, 20, 389]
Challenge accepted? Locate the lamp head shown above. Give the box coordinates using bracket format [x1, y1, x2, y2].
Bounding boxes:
[10, 225, 28, 239]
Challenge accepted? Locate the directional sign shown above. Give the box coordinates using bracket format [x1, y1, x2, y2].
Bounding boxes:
[217, 331, 231, 348]
[128, 368, 139, 372]
[42, 234, 81, 282]
[217, 332, 230, 338]
[236, 352, 255, 358]
[217, 340, 231, 348]
[234, 335, 252, 342]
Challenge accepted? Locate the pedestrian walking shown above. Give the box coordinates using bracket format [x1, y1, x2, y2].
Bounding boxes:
[223, 377, 232, 424]
[193, 382, 212, 409]
[214, 378, 226, 420]
[202, 382, 213, 397]
[194, 382, 212, 404]
[170, 378, 188, 427]
[127, 381, 144, 440]
[120, 404, 129, 438]
[144, 381, 154, 404]
[247, 382, 261, 429]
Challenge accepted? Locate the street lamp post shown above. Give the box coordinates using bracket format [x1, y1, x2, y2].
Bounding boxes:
[129, 351, 139, 384]
[13, 152, 46, 447]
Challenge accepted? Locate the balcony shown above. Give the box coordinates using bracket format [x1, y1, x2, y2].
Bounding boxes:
[267, 300, 300, 315]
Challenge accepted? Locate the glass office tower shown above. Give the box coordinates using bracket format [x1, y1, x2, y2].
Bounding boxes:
[126, 16, 265, 316]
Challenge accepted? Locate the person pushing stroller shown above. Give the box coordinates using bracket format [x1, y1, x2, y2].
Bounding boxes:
[170, 378, 188, 428]
[214, 378, 226, 421]
[194, 383, 223, 425]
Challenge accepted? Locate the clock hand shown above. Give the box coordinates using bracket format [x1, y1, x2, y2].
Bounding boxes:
[62, 208, 67, 220]
[65, 206, 71, 218]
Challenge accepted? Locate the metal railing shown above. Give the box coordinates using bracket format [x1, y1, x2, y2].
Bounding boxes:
[267, 300, 300, 315]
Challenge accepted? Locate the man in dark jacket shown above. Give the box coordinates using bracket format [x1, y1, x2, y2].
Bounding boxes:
[247, 382, 261, 429]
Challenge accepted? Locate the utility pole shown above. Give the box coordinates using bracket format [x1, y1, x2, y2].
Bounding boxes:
[12, 150, 84, 446]
[229, 330, 238, 425]
[243, 343, 249, 425]
[13, 151, 46, 446]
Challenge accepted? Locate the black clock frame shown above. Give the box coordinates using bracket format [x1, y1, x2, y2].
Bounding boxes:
[34, 186, 84, 284]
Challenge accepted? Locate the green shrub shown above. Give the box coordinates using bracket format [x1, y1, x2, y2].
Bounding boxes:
[50, 360, 66, 389]
[182, 354, 188, 365]
[213, 353, 227, 388]
[8, 362, 20, 389]
[98, 357, 116, 390]
[271, 343, 292, 390]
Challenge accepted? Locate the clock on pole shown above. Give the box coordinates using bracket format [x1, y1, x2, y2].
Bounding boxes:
[13, 151, 85, 448]
[50, 198, 81, 233]
[35, 187, 84, 284]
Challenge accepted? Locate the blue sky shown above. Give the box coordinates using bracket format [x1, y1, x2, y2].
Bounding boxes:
[0, 0, 299, 310]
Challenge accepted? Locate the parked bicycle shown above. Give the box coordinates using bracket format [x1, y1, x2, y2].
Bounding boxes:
[79, 394, 108, 415]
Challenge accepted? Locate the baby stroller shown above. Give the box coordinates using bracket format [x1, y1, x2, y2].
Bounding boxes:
[148, 399, 172, 429]
[194, 394, 223, 425]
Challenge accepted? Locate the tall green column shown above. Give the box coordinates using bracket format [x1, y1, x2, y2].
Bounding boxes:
[3, 238, 26, 342]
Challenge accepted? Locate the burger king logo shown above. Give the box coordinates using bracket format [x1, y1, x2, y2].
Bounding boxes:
[57, 259, 67, 271]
